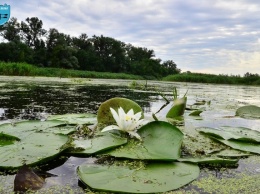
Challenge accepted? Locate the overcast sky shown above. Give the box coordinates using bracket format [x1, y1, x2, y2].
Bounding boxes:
[3, 0, 260, 75]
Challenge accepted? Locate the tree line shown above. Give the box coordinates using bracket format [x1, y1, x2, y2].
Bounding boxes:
[0, 17, 181, 79]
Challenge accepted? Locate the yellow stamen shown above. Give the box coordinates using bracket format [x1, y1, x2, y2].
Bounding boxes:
[125, 115, 131, 121]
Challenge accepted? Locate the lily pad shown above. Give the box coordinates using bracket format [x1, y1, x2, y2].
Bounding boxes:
[166, 97, 187, 118]
[215, 149, 251, 158]
[47, 113, 97, 125]
[0, 121, 70, 169]
[0, 120, 66, 139]
[0, 132, 69, 169]
[97, 97, 143, 125]
[103, 121, 183, 160]
[68, 133, 127, 155]
[178, 157, 238, 166]
[236, 105, 260, 119]
[207, 136, 260, 154]
[45, 124, 78, 135]
[0, 133, 20, 146]
[77, 162, 199, 193]
[189, 110, 203, 116]
[197, 126, 260, 143]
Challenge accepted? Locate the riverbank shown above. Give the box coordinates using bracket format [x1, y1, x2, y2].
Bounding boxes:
[0, 62, 259, 85]
[0, 62, 144, 80]
[163, 72, 260, 85]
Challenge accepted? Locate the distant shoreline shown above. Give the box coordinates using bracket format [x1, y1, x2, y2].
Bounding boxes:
[0, 62, 259, 86]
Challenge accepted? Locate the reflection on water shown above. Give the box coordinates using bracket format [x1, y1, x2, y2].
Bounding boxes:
[0, 84, 154, 120]
[0, 108, 6, 120]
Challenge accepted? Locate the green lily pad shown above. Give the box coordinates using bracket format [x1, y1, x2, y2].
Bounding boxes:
[47, 113, 97, 125]
[77, 162, 199, 193]
[45, 124, 77, 135]
[236, 105, 260, 119]
[189, 110, 203, 116]
[97, 97, 143, 125]
[0, 120, 66, 139]
[0, 133, 20, 146]
[197, 126, 260, 143]
[208, 136, 260, 154]
[0, 121, 70, 169]
[68, 133, 127, 155]
[178, 157, 238, 166]
[0, 132, 69, 169]
[215, 149, 251, 158]
[166, 97, 187, 118]
[103, 121, 183, 160]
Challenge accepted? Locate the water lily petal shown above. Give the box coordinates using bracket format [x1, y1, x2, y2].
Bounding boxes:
[130, 119, 146, 131]
[102, 107, 144, 141]
[127, 109, 134, 116]
[128, 131, 142, 140]
[118, 107, 125, 118]
[110, 108, 121, 127]
[134, 112, 142, 121]
[124, 119, 134, 131]
[101, 125, 120, 132]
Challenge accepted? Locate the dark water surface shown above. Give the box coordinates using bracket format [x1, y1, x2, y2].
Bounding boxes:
[0, 77, 260, 193]
[0, 83, 153, 120]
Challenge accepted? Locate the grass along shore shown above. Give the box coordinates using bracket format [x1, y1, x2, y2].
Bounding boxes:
[163, 72, 260, 85]
[0, 62, 143, 80]
[0, 62, 259, 85]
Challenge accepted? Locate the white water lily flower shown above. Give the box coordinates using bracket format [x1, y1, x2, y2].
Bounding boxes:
[101, 107, 145, 140]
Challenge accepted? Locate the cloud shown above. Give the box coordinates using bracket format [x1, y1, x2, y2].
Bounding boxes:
[6, 0, 260, 75]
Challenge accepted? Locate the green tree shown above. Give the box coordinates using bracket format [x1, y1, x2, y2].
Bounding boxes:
[91, 35, 127, 72]
[46, 28, 78, 68]
[20, 17, 47, 48]
[0, 17, 21, 42]
[33, 39, 47, 66]
[0, 41, 33, 63]
[161, 60, 181, 76]
[72, 33, 92, 50]
[127, 46, 155, 62]
[72, 33, 100, 71]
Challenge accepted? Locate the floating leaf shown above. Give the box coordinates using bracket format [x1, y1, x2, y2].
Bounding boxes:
[97, 97, 143, 125]
[236, 105, 260, 119]
[166, 97, 187, 118]
[208, 136, 260, 154]
[189, 110, 203, 116]
[215, 149, 251, 158]
[178, 157, 238, 166]
[47, 113, 97, 125]
[68, 133, 127, 155]
[193, 100, 206, 106]
[0, 121, 70, 169]
[0, 133, 20, 146]
[197, 126, 260, 154]
[77, 162, 199, 193]
[103, 121, 183, 160]
[197, 126, 260, 143]
[45, 124, 77, 135]
[0, 120, 66, 139]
